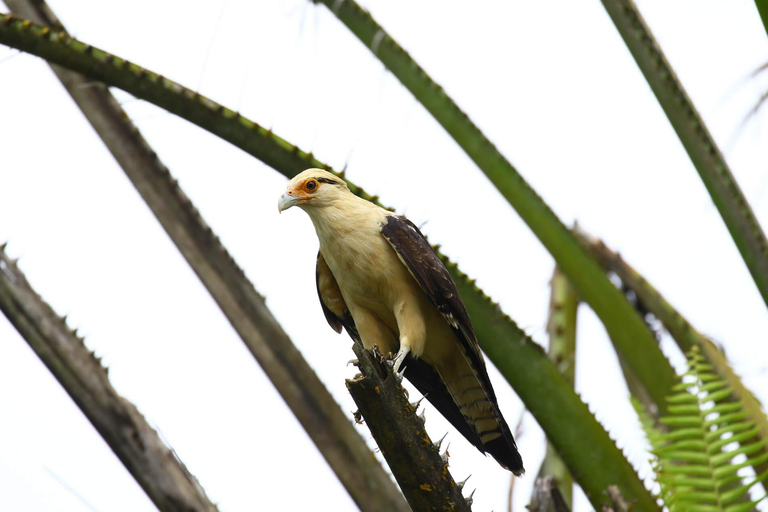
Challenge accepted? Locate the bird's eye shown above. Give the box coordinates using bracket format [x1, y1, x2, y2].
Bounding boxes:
[305, 180, 318, 192]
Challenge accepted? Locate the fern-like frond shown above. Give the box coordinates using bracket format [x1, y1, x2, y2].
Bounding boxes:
[638, 347, 767, 512]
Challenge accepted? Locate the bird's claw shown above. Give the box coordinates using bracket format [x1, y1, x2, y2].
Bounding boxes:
[392, 346, 410, 377]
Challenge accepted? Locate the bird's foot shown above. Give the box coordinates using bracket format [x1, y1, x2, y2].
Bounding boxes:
[392, 346, 410, 377]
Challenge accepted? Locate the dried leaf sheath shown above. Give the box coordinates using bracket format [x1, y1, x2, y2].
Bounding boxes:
[0, 248, 219, 512]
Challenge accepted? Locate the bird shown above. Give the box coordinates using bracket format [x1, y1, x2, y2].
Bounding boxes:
[278, 168, 524, 475]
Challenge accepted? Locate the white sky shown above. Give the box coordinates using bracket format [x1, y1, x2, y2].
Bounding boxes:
[1, 1, 767, 511]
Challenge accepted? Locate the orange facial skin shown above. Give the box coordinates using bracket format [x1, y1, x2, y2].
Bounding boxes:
[285, 177, 320, 206]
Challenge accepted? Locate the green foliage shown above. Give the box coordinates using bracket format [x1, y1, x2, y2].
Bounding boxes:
[637, 348, 768, 512]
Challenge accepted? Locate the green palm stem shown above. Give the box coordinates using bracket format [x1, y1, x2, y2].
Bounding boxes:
[0, 18, 658, 509]
[309, 0, 676, 414]
[536, 268, 577, 507]
[445, 258, 657, 511]
[0, 6, 409, 510]
[575, 227, 768, 488]
[755, 0, 768, 40]
[0, 248, 220, 512]
[599, 0, 768, 310]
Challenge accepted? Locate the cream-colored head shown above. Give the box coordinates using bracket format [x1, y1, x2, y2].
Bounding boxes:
[278, 169, 350, 213]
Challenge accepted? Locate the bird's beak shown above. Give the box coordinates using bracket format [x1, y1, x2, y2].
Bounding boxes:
[278, 193, 297, 213]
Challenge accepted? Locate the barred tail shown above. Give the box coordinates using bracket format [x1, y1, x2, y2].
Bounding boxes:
[439, 358, 524, 475]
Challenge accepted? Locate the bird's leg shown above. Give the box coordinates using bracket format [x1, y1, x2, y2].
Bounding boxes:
[391, 298, 426, 377]
[392, 345, 410, 376]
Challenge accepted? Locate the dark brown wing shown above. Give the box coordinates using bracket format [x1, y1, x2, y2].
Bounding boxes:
[379, 214, 495, 400]
[380, 215, 524, 474]
[316, 251, 359, 341]
[315, 250, 482, 448]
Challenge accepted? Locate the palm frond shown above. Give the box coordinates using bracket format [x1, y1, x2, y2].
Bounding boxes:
[638, 348, 768, 512]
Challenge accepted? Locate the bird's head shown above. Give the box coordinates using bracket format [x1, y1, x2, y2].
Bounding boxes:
[278, 168, 349, 213]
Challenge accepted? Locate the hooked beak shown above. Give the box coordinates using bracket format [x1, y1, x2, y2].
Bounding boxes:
[278, 193, 298, 213]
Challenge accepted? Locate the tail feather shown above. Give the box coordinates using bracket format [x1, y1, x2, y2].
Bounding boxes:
[403, 357, 485, 452]
[404, 352, 524, 475]
[483, 403, 524, 475]
[439, 357, 525, 476]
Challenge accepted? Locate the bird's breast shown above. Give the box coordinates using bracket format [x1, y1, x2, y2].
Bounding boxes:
[321, 228, 402, 303]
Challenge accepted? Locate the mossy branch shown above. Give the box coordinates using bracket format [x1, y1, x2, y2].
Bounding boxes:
[310, 0, 675, 415]
[0, 5, 408, 510]
[347, 344, 471, 511]
[0, 16, 655, 509]
[600, 0, 768, 310]
[0, 248, 219, 512]
[577, 227, 768, 491]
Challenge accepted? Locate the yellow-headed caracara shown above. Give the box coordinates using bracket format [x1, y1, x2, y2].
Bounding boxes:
[278, 169, 524, 475]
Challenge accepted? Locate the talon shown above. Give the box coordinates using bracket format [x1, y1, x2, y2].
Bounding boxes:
[392, 346, 411, 376]
[347, 358, 359, 366]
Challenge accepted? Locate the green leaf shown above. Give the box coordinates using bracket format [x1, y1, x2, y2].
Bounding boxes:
[710, 425, 761, 452]
[706, 421, 755, 441]
[705, 412, 748, 428]
[659, 451, 708, 463]
[684, 505, 720, 512]
[705, 386, 734, 403]
[674, 491, 718, 502]
[700, 381, 728, 393]
[663, 427, 708, 441]
[668, 404, 702, 414]
[639, 346, 768, 507]
[708, 403, 747, 415]
[726, 499, 767, 512]
[656, 439, 707, 452]
[714, 452, 768, 478]
[660, 416, 702, 427]
[662, 474, 716, 489]
[721, 472, 768, 505]
[667, 392, 699, 404]
[661, 464, 714, 476]
[711, 440, 767, 467]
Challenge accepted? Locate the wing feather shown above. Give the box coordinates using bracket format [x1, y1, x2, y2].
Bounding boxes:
[316, 251, 345, 334]
[379, 215, 496, 401]
[380, 215, 524, 474]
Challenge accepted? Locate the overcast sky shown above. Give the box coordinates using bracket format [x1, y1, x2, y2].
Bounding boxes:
[1, 1, 768, 511]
